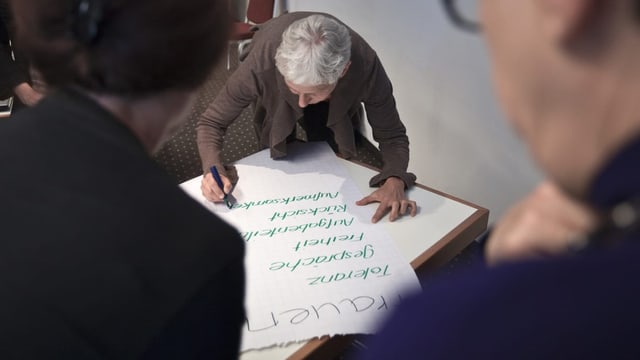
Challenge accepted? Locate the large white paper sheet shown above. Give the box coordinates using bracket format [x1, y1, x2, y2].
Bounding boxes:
[180, 142, 421, 351]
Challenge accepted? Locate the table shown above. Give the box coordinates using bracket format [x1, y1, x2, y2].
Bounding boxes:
[236, 154, 489, 359]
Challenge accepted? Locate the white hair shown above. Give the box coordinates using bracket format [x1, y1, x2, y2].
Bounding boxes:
[275, 15, 351, 86]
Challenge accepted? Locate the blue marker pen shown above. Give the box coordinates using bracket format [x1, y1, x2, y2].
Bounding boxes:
[210, 165, 233, 209]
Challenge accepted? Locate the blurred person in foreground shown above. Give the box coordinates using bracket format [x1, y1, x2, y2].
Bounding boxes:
[0, 0, 245, 358]
[197, 12, 417, 223]
[361, 0, 640, 358]
[0, 0, 45, 108]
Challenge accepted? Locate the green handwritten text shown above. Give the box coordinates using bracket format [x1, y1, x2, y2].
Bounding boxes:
[242, 217, 355, 242]
[233, 191, 339, 211]
[269, 243, 374, 272]
[269, 204, 347, 222]
[307, 264, 391, 285]
[293, 232, 365, 251]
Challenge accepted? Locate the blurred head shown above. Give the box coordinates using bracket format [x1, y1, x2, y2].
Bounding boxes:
[275, 14, 351, 107]
[10, 0, 230, 97]
[479, 0, 640, 196]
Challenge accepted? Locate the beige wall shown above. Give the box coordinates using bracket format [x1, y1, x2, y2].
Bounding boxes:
[284, 0, 542, 223]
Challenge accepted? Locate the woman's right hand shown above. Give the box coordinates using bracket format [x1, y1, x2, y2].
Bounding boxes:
[201, 171, 233, 203]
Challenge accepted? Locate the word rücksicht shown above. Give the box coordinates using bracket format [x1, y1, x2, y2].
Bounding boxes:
[242, 217, 355, 242]
[233, 191, 340, 211]
[269, 243, 374, 272]
[269, 204, 347, 222]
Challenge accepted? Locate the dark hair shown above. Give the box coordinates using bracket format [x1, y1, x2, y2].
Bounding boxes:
[10, 0, 230, 96]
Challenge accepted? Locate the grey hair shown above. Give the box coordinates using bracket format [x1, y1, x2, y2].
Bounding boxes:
[275, 15, 351, 86]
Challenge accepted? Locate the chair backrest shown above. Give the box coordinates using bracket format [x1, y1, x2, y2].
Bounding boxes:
[246, 0, 275, 24]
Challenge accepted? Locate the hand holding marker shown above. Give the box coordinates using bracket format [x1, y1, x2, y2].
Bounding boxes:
[210, 166, 234, 209]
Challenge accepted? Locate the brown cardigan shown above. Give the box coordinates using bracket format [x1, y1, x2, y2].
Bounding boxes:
[197, 11, 415, 187]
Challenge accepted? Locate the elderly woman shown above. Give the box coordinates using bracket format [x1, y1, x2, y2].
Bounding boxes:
[197, 12, 417, 223]
[0, 0, 244, 358]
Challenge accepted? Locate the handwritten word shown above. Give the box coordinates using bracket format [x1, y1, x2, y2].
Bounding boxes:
[307, 264, 391, 285]
[242, 217, 355, 242]
[269, 204, 347, 222]
[245, 294, 400, 332]
[269, 244, 374, 272]
[233, 191, 339, 211]
[293, 232, 365, 252]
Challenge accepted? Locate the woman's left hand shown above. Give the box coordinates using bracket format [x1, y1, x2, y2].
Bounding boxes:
[356, 176, 417, 223]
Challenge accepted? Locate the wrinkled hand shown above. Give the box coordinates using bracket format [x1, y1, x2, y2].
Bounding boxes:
[356, 176, 417, 223]
[485, 180, 600, 266]
[201, 172, 233, 203]
[14, 83, 44, 107]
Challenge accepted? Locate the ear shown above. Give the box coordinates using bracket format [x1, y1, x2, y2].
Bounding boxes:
[340, 61, 352, 78]
[537, 0, 599, 42]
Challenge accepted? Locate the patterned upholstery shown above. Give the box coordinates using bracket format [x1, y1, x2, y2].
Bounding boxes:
[154, 63, 384, 184]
